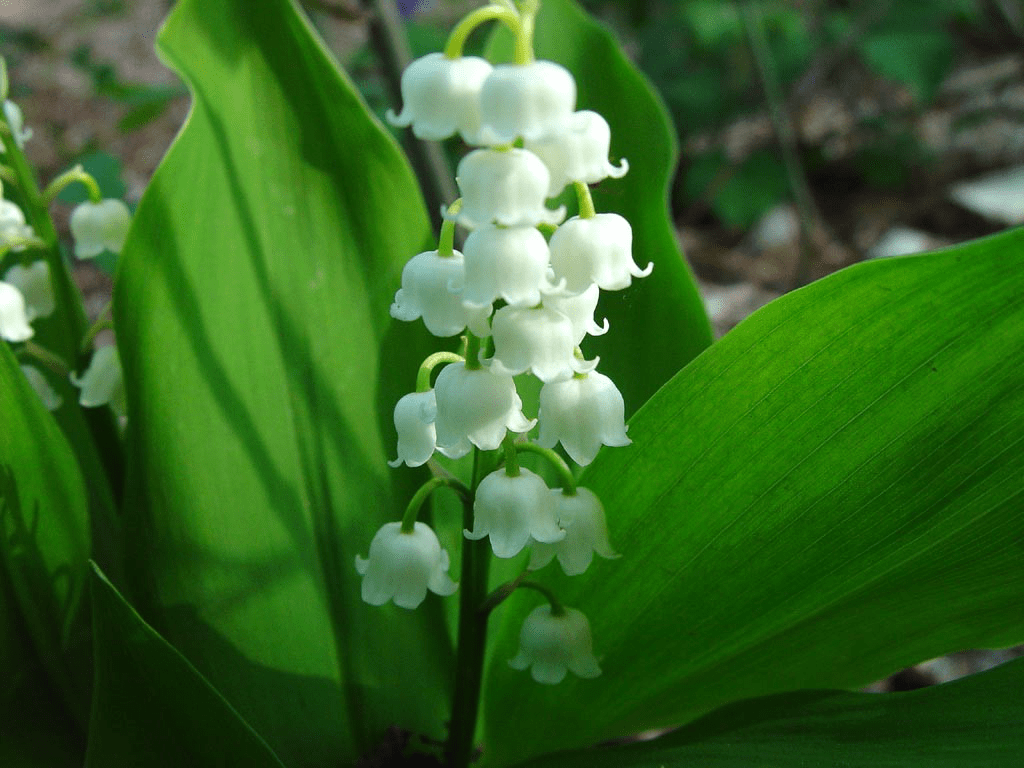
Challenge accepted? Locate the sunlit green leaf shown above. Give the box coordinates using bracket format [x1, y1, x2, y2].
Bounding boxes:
[483, 228, 1024, 765]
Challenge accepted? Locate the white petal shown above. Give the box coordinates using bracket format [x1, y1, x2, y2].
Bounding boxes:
[448, 149, 565, 230]
[478, 61, 576, 145]
[4, 261, 54, 321]
[0, 282, 34, 342]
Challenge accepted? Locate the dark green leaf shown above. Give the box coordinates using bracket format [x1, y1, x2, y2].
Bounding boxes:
[85, 564, 286, 768]
[115, 0, 451, 764]
[483, 228, 1024, 764]
[489, 0, 713, 416]
[859, 29, 953, 103]
[514, 656, 1024, 768]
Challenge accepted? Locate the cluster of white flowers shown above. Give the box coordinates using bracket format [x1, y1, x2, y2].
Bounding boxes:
[356, 0, 647, 686]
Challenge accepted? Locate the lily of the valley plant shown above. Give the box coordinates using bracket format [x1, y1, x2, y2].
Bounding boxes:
[1, 1, 1022, 768]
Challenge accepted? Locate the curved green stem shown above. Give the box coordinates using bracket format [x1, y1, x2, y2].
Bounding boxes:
[416, 350, 464, 392]
[80, 301, 113, 354]
[502, 432, 521, 477]
[400, 475, 471, 533]
[438, 199, 463, 258]
[19, 340, 71, 377]
[574, 180, 596, 219]
[42, 164, 102, 206]
[463, 331, 483, 370]
[514, 441, 575, 492]
[444, 4, 521, 59]
[481, 576, 564, 617]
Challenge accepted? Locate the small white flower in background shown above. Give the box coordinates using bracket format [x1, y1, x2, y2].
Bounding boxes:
[0, 199, 35, 249]
[489, 304, 596, 382]
[529, 488, 618, 576]
[0, 281, 33, 342]
[20, 364, 61, 411]
[433, 362, 534, 458]
[447, 148, 565, 230]
[459, 224, 552, 309]
[389, 390, 438, 468]
[1, 100, 33, 150]
[4, 261, 54, 321]
[477, 60, 576, 145]
[508, 604, 601, 684]
[537, 371, 630, 466]
[541, 284, 609, 346]
[548, 213, 652, 293]
[71, 344, 125, 418]
[465, 468, 564, 558]
[390, 249, 491, 337]
[69, 199, 131, 259]
[525, 110, 628, 197]
[386, 53, 493, 143]
[355, 521, 458, 609]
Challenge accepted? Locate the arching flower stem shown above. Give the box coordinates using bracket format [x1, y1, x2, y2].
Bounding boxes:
[574, 180, 596, 219]
[463, 331, 483, 370]
[444, 5, 521, 60]
[416, 350, 464, 392]
[502, 432, 521, 477]
[400, 476, 472, 533]
[515, 441, 577, 493]
[480, 573, 565, 617]
[42, 164, 102, 206]
[437, 199, 463, 258]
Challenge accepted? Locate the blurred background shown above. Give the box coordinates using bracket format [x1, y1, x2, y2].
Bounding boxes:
[1, 0, 1020, 686]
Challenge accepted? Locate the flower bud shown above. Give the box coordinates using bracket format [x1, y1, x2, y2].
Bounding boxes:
[386, 53, 493, 142]
[465, 468, 564, 558]
[548, 213, 652, 293]
[71, 344, 125, 419]
[70, 199, 131, 259]
[477, 61, 576, 145]
[529, 488, 618, 575]
[525, 110, 628, 197]
[4, 261, 54, 322]
[433, 362, 534, 458]
[489, 305, 595, 383]
[355, 521, 457, 609]
[390, 249, 491, 337]
[389, 390, 438, 468]
[460, 224, 551, 308]
[538, 371, 630, 466]
[0, 282, 33, 342]
[448, 149, 565, 230]
[508, 604, 601, 684]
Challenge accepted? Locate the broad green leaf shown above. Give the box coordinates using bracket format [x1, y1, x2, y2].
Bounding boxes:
[0, 341, 92, 730]
[859, 29, 953, 103]
[515, 656, 1024, 768]
[488, 0, 712, 415]
[85, 565, 286, 767]
[115, 0, 451, 764]
[483, 228, 1024, 765]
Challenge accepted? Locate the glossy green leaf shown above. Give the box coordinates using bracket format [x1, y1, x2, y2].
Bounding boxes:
[488, 0, 712, 415]
[483, 228, 1024, 765]
[114, 0, 450, 764]
[0, 341, 92, 731]
[85, 565, 286, 767]
[515, 656, 1024, 768]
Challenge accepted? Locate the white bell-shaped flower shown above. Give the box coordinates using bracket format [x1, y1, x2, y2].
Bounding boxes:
[541, 284, 608, 346]
[433, 362, 534, 458]
[386, 53, 492, 142]
[20, 365, 62, 411]
[464, 468, 564, 558]
[1, 100, 33, 150]
[538, 370, 630, 466]
[390, 249, 491, 337]
[389, 390, 438, 468]
[0, 199, 35, 249]
[529, 488, 618, 575]
[70, 199, 131, 259]
[508, 604, 602, 684]
[477, 61, 576, 145]
[4, 261, 54, 321]
[0, 282, 33, 342]
[548, 213, 652, 293]
[525, 110, 628, 197]
[447, 149, 565, 230]
[459, 224, 552, 308]
[489, 305, 595, 382]
[71, 344, 125, 418]
[355, 521, 457, 609]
